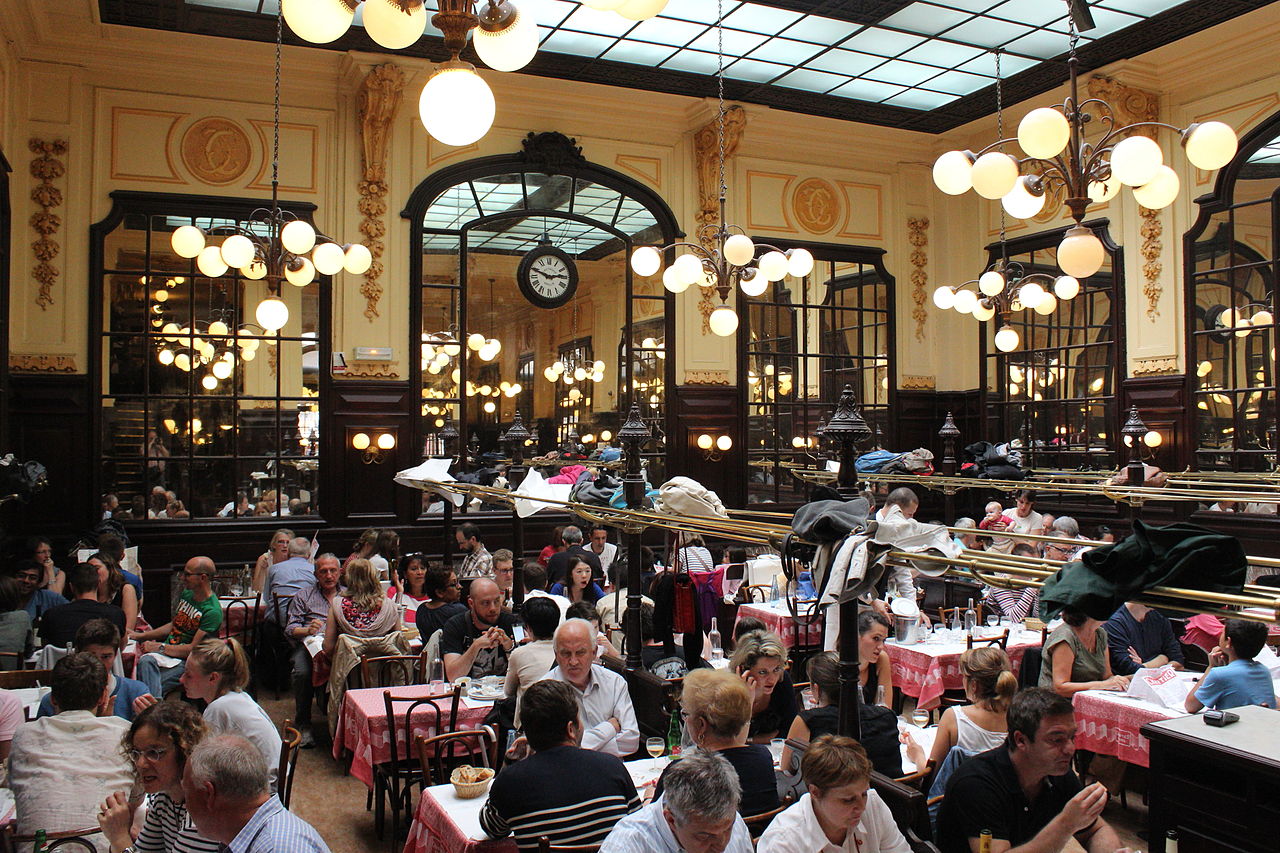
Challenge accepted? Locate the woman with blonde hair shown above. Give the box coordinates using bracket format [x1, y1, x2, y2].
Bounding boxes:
[97, 702, 220, 853]
[180, 638, 282, 792]
[729, 629, 795, 742]
[251, 528, 293, 593]
[656, 668, 780, 816]
[323, 558, 405, 735]
[926, 645, 1018, 767]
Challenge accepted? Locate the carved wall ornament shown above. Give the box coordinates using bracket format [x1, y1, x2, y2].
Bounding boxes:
[1139, 206, 1163, 321]
[901, 374, 936, 390]
[1132, 356, 1179, 376]
[28, 138, 68, 311]
[693, 106, 747, 335]
[683, 369, 731, 386]
[180, 117, 252, 186]
[907, 217, 930, 342]
[342, 360, 401, 379]
[356, 63, 407, 321]
[520, 131, 585, 172]
[9, 353, 76, 373]
[791, 177, 839, 234]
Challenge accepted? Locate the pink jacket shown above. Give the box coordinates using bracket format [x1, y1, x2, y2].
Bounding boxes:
[548, 465, 588, 484]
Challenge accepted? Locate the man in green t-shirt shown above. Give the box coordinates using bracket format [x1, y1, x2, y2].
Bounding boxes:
[130, 557, 223, 697]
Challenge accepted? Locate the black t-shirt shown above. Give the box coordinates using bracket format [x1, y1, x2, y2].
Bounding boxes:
[546, 546, 603, 587]
[415, 601, 465, 639]
[748, 671, 796, 741]
[654, 745, 779, 817]
[439, 608, 519, 678]
[40, 599, 127, 647]
[799, 704, 903, 778]
[936, 746, 1084, 853]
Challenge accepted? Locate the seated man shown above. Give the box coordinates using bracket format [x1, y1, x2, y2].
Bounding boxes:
[1185, 618, 1276, 712]
[1105, 601, 1184, 676]
[937, 688, 1125, 853]
[11, 652, 138, 849]
[284, 553, 342, 747]
[265, 537, 317, 622]
[182, 734, 329, 852]
[39, 562, 126, 647]
[441, 578, 517, 681]
[9, 558, 65, 620]
[600, 751, 753, 853]
[37, 618, 151, 721]
[539, 619, 638, 757]
[481, 680, 640, 851]
[759, 734, 910, 853]
[492, 549, 516, 607]
[130, 556, 223, 698]
[522, 563, 570, 620]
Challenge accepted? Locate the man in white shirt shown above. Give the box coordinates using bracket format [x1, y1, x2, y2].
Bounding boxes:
[758, 735, 910, 853]
[588, 525, 618, 573]
[539, 619, 639, 757]
[522, 563, 570, 621]
[11, 653, 138, 852]
[600, 751, 753, 853]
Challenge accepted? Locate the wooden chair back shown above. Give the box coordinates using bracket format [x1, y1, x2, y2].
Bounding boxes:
[938, 604, 984, 628]
[871, 771, 939, 850]
[0, 651, 27, 672]
[278, 718, 302, 808]
[0, 668, 50, 690]
[742, 584, 771, 603]
[536, 839, 600, 853]
[414, 727, 498, 787]
[360, 654, 424, 689]
[743, 797, 792, 837]
[966, 629, 1008, 650]
[221, 593, 261, 648]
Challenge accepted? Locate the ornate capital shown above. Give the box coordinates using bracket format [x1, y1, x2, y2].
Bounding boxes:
[356, 64, 407, 321]
[28, 138, 68, 311]
[1132, 356, 1179, 376]
[901, 374, 936, 390]
[343, 360, 401, 379]
[1086, 76, 1159, 135]
[683, 369, 731, 386]
[10, 353, 76, 373]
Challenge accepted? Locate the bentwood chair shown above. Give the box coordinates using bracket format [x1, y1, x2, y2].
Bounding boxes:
[414, 726, 499, 787]
[965, 628, 1009, 650]
[278, 719, 302, 809]
[3, 827, 102, 853]
[0, 651, 27, 672]
[360, 654, 426, 689]
[375, 687, 461, 847]
[937, 605, 984, 629]
[742, 797, 793, 837]
[742, 584, 772, 604]
[0, 668, 50, 690]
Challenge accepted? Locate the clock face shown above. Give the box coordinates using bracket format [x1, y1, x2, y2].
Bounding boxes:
[517, 245, 578, 309]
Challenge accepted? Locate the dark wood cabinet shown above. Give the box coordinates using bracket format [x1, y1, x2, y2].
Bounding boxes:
[1142, 706, 1280, 853]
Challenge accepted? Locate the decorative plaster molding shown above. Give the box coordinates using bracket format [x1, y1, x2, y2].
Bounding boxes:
[907, 217, 929, 342]
[791, 177, 839, 234]
[10, 354, 76, 373]
[683, 369, 731, 386]
[28, 138, 68, 311]
[343, 360, 401, 379]
[693, 105, 746, 335]
[1132, 356, 1179, 376]
[356, 63, 406, 321]
[1139, 207, 1163, 321]
[901, 374, 936, 390]
[180, 117, 251, 186]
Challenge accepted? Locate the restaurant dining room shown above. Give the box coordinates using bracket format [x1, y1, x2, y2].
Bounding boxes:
[0, 1, 1279, 852]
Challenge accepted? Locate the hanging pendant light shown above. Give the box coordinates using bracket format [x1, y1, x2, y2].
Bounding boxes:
[362, 0, 429, 49]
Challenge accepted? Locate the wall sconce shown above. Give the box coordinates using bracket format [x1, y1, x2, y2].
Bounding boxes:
[352, 430, 396, 464]
[695, 433, 733, 461]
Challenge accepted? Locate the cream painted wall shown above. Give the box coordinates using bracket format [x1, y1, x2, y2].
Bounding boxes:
[1, 0, 1279, 402]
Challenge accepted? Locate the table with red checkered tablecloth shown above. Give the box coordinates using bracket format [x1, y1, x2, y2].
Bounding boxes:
[736, 601, 823, 650]
[886, 630, 1042, 709]
[1071, 689, 1181, 768]
[333, 684, 494, 789]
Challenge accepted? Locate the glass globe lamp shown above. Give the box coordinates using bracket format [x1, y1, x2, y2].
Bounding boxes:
[708, 305, 739, 337]
[171, 225, 206, 259]
[474, 2, 538, 72]
[1017, 108, 1070, 159]
[1183, 121, 1238, 171]
[994, 325, 1020, 353]
[256, 296, 290, 333]
[362, 0, 428, 50]
[282, 0, 354, 44]
[1057, 226, 1106, 279]
[419, 61, 496, 147]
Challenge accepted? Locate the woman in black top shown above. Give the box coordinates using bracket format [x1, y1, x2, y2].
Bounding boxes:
[414, 563, 465, 638]
[730, 629, 796, 742]
[859, 610, 894, 705]
[656, 668, 779, 818]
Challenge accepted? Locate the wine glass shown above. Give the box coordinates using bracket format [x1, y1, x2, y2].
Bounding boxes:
[646, 737, 665, 759]
[986, 614, 999, 632]
[911, 708, 931, 729]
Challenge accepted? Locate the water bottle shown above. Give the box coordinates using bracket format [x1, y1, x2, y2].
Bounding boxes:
[949, 608, 962, 633]
[708, 617, 723, 662]
[428, 653, 445, 692]
[964, 598, 978, 637]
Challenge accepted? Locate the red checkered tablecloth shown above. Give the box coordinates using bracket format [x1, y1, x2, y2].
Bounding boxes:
[886, 632, 1041, 709]
[218, 597, 265, 639]
[736, 602, 823, 650]
[1071, 690, 1182, 768]
[333, 684, 494, 789]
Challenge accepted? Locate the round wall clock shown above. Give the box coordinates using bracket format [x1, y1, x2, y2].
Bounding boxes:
[517, 243, 578, 309]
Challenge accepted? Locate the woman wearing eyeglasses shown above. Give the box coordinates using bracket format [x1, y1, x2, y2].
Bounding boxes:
[97, 701, 222, 853]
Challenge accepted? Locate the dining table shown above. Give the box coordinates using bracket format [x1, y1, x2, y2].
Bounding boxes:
[218, 595, 265, 639]
[885, 626, 1043, 709]
[401, 756, 670, 853]
[736, 600, 823, 650]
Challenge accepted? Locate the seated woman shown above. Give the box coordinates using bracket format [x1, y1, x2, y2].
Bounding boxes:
[781, 651, 919, 779]
[656, 668, 779, 817]
[180, 638, 283, 793]
[390, 552, 431, 613]
[324, 559, 400, 656]
[414, 563, 465, 639]
[758, 735, 911, 853]
[730, 630, 795, 743]
[537, 526, 566, 568]
[88, 550, 140, 638]
[926, 646, 1016, 768]
[96, 701, 220, 853]
[549, 557, 605, 606]
[0, 577, 33, 668]
[504, 596, 560, 718]
[857, 611, 894, 706]
[1040, 606, 1130, 696]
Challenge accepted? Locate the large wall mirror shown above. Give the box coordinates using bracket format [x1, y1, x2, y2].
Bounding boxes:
[1187, 111, 1280, 478]
[405, 137, 680, 496]
[981, 223, 1122, 470]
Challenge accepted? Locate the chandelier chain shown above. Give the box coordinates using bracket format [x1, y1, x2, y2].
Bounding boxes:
[272, 5, 282, 207]
[1068, 1, 1079, 60]
[995, 49, 1007, 250]
[716, 0, 726, 206]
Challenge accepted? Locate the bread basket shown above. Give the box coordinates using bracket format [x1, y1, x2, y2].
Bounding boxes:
[450, 765, 495, 799]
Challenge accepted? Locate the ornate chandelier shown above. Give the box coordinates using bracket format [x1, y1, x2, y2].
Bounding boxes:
[930, 0, 1238, 281]
[170, 8, 368, 335]
[629, 0, 813, 338]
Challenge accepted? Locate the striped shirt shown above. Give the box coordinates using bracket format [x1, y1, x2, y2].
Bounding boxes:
[479, 745, 640, 852]
[134, 792, 222, 853]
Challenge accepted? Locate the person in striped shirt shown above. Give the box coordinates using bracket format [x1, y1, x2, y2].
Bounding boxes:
[97, 701, 223, 853]
[480, 680, 640, 851]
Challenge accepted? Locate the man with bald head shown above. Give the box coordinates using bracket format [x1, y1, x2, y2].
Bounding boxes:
[540, 619, 639, 757]
[130, 556, 223, 697]
[442, 577, 518, 681]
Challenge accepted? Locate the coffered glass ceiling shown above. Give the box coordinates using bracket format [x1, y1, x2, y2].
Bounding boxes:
[148, 1, 1271, 131]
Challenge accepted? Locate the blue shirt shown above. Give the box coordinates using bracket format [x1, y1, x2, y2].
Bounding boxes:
[1196, 658, 1276, 711]
[265, 558, 315, 623]
[227, 794, 329, 853]
[24, 589, 66, 620]
[1104, 606, 1184, 676]
[37, 674, 151, 721]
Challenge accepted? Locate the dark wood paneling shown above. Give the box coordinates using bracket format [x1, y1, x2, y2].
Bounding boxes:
[1123, 374, 1190, 473]
[321, 379, 418, 525]
[672, 385, 744, 508]
[8, 375, 95, 538]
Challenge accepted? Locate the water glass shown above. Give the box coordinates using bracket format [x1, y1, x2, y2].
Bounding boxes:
[986, 614, 999, 630]
[769, 738, 786, 764]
